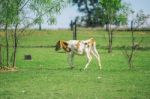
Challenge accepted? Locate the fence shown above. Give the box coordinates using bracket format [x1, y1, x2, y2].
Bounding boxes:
[0, 44, 55, 67]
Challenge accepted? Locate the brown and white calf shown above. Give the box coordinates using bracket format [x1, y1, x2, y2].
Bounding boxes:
[55, 38, 102, 70]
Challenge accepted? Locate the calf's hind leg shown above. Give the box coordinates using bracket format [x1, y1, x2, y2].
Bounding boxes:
[84, 49, 92, 70]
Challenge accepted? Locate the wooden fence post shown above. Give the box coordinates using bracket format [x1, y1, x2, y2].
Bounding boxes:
[70, 19, 77, 40]
[73, 19, 77, 40]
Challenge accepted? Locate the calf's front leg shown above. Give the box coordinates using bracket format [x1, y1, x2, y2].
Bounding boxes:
[67, 52, 74, 69]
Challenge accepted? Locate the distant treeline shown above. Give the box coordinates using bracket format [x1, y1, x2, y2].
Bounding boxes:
[0, 27, 150, 31]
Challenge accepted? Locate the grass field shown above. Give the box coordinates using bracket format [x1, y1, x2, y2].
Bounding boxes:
[0, 28, 150, 99]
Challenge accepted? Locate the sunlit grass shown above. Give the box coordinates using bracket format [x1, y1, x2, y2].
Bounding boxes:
[0, 29, 150, 99]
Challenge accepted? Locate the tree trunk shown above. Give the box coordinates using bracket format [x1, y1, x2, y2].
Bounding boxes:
[0, 45, 2, 66]
[128, 47, 133, 69]
[106, 23, 109, 31]
[39, 23, 42, 31]
[84, 0, 92, 27]
[12, 24, 18, 67]
[108, 24, 112, 53]
[128, 21, 135, 69]
[5, 24, 9, 66]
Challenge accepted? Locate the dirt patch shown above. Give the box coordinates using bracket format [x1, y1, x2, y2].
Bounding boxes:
[0, 67, 17, 73]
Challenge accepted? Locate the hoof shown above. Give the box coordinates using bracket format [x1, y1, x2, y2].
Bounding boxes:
[83, 68, 87, 70]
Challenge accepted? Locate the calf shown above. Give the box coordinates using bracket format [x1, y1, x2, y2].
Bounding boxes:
[55, 38, 102, 70]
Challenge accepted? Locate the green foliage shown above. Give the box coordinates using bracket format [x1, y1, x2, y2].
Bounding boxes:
[72, 0, 130, 27]
[0, 0, 23, 25]
[99, 0, 130, 25]
[0, 0, 68, 28]
[72, 0, 105, 27]
[29, 0, 67, 26]
[133, 10, 150, 28]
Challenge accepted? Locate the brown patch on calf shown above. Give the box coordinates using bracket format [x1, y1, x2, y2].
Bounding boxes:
[85, 38, 96, 48]
[89, 38, 95, 46]
[76, 41, 80, 50]
[55, 40, 71, 52]
[60, 41, 71, 52]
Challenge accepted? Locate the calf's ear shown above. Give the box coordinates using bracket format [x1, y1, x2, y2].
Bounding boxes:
[63, 41, 68, 46]
[62, 41, 71, 52]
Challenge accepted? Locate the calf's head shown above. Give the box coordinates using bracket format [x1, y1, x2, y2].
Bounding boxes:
[55, 40, 61, 51]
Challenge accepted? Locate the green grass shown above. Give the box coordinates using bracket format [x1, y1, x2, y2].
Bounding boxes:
[0, 29, 150, 99]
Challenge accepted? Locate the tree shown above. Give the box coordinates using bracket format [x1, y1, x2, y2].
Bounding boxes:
[0, 0, 67, 68]
[123, 10, 150, 69]
[29, 0, 65, 30]
[0, 0, 23, 67]
[72, 0, 105, 27]
[99, 0, 129, 53]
